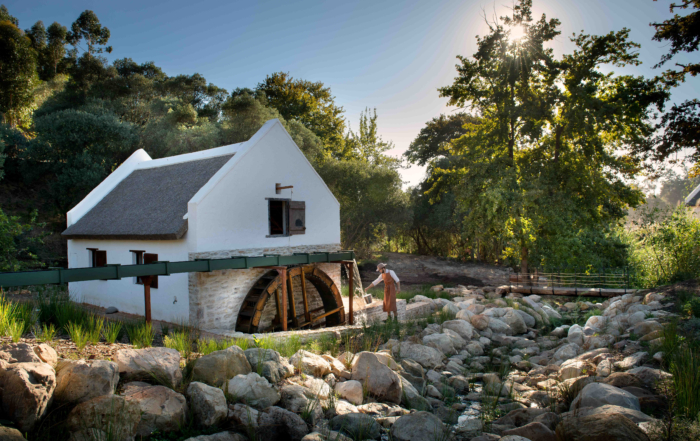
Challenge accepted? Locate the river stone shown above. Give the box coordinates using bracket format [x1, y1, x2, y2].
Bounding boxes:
[516, 310, 536, 328]
[123, 384, 187, 436]
[186, 382, 228, 427]
[555, 413, 650, 441]
[393, 342, 443, 369]
[335, 380, 363, 405]
[503, 309, 527, 334]
[399, 375, 430, 411]
[470, 314, 489, 330]
[351, 352, 402, 404]
[330, 413, 381, 440]
[245, 348, 293, 383]
[290, 350, 331, 377]
[553, 343, 580, 362]
[54, 359, 119, 403]
[423, 334, 455, 355]
[559, 404, 652, 424]
[442, 319, 474, 340]
[488, 317, 511, 334]
[390, 411, 446, 441]
[66, 395, 141, 440]
[502, 422, 556, 441]
[614, 352, 648, 370]
[184, 433, 247, 441]
[443, 328, 467, 349]
[0, 427, 25, 441]
[570, 382, 640, 411]
[115, 347, 182, 386]
[192, 346, 251, 387]
[258, 406, 310, 441]
[0, 362, 56, 432]
[227, 372, 280, 409]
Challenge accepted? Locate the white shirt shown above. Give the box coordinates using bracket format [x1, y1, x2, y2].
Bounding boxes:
[371, 269, 400, 287]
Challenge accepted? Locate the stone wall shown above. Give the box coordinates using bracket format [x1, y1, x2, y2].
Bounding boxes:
[188, 243, 341, 330]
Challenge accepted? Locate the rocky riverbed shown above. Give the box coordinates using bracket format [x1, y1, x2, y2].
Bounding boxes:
[0, 284, 690, 441]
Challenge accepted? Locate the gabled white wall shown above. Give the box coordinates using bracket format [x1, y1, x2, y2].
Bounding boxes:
[189, 120, 341, 253]
[67, 239, 190, 322]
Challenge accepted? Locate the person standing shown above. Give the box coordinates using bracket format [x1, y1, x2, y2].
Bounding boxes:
[365, 263, 401, 320]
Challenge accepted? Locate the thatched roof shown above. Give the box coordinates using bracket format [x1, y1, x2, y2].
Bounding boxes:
[62, 154, 234, 240]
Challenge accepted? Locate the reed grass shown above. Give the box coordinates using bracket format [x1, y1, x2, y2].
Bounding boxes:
[103, 321, 122, 344]
[36, 323, 57, 343]
[66, 322, 89, 351]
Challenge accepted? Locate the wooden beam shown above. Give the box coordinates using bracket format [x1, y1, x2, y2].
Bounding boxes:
[310, 306, 343, 323]
[142, 275, 153, 324]
[279, 267, 288, 331]
[346, 262, 354, 325]
[274, 287, 282, 325]
[287, 274, 299, 328]
[300, 268, 311, 323]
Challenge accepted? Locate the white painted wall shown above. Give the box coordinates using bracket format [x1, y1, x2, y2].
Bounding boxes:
[67, 239, 190, 322]
[190, 120, 341, 253]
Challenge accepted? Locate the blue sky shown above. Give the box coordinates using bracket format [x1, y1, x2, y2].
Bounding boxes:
[9, 0, 697, 186]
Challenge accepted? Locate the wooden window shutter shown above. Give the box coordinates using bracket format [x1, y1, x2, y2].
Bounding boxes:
[288, 201, 306, 235]
[95, 250, 107, 267]
[144, 253, 158, 288]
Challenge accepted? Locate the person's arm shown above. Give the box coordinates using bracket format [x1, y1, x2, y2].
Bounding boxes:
[391, 270, 401, 293]
[365, 274, 383, 291]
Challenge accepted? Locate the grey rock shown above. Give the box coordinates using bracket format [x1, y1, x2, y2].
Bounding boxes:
[54, 359, 119, 403]
[391, 411, 446, 441]
[330, 413, 381, 440]
[193, 346, 251, 387]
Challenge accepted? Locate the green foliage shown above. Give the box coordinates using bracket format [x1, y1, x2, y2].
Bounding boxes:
[164, 330, 195, 357]
[7, 319, 23, 342]
[66, 10, 112, 56]
[0, 18, 38, 128]
[404, 112, 477, 166]
[85, 314, 104, 344]
[628, 206, 700, 287]
[124, 320, 155, 348]
[103, 320, 122, 344]
[0, 207, 43, 272]
[36, 322, 57, 343]
[66, 321, 89, 350]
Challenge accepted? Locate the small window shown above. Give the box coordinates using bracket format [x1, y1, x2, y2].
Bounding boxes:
[87, 248, 107, 268]
[131, 250, 158, 289]
[269, 200, 288, 236]
[289, 201, 306, 235]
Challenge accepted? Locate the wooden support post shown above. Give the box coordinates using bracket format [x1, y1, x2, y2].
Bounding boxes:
[279, 267, 288, 331]
[287, 274, 299, 328]
[274, 288, 282, 325]
[142, 275, 153, 324]
[300, 268, 311, 323]
[347, 262, 354, 325]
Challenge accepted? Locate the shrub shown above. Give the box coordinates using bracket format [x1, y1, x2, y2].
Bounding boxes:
[36, 323, 57, 343]
[125, 321, 155, 348]
[103, 321, 122, 344]
[66, 322, 89, 351]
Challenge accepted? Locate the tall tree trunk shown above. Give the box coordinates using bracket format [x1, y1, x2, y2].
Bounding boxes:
[520, 244, 529, 274]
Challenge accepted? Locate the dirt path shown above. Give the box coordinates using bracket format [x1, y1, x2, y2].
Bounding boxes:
[358, 252, 511, 288]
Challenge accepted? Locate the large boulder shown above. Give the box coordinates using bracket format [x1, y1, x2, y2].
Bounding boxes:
[559, 404, 652, 424]
[0, 362, 56, 432]
[488, 317, 512, 335]
[570, 382, 640, 411]
[279, 384, 323, 424]
[330, 413, 381, 440]
[54, 359, 119, 403]
[335, 380, 363, 405]
[442, 319, 474, 340]
[502, 422, 556, 441]
[244, 348, 293, 383]
[351, 352, 402, 404]
[184, 433, 247, 441]
[289, 350, 331, 377]
[390, 411, 446, 441]
[0, 343, 41, 363]
[392, 342, 443, 369]
[555, 413, 650, 441]
[192, 346, 252, 387]
[66, 395, 141, 440]
[229, 404, 309, 441]
[399, 375, 430, 411]
[503, 309, 527, 334]
[422, 334, 455, 355]
[471, 314, 489, 330]
[115, 347, 182, 386]
[227, 372, 280, 409]
[186, 382, 228, 427]
[123, 384, 187, 436]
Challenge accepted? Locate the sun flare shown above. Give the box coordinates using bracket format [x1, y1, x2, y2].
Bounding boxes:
[509, 25, 527, 42]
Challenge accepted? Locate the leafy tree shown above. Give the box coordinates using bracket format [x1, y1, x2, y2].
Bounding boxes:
[643, 1, 700, 166]
[25, 20, 47, 51]
[45, 22, 68, 79]
[343, 108, 399, 168]
[256, 72, 346, 156]
[163, 73, 228, 121]
[404, 113, 478, 166]
[436, 0, 667, 272]
[0, 5, 17, 26]
[0, 20, 38, 127]
[66, 10, 112, 56]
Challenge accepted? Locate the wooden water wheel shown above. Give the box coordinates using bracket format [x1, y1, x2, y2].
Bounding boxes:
[235, 266, 345, 333]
